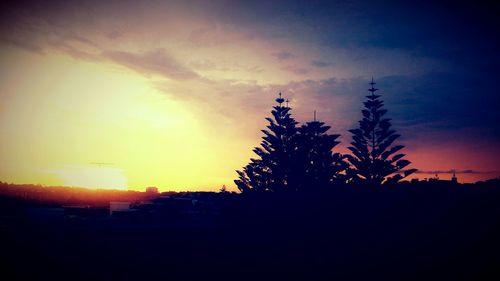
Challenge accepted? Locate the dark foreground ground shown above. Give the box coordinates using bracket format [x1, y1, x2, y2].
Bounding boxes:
[1, 182, 500, 280]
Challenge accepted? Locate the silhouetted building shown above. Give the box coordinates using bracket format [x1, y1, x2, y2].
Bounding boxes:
[451, 171, 458, 184]
[26, 207, 65, 220]
[110, 201, 131, 216]
[146, 186, 159, 194]
[64, 205, 108, 219]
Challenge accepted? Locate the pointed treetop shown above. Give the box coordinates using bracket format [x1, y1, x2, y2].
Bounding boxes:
[286, 99, 290, 108]
[276, 92, 285, 105]
[368, 77, 378, 95]
[314, 110, 317, 122]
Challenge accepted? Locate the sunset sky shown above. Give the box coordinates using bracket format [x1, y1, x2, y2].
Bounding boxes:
[1, 0, 499, 191]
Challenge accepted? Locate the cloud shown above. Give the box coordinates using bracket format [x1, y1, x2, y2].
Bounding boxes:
[0, 36, 45, 53]
[152, 75, 368, 142]
[311, 60, 333, 68]
[59, 32, 98, 48]
[106, 31, 122, 40]
[283, 65, 310, 75]
[102, 49, 199, 80]
[375, 73, 500, 141]
[414, 170, 498, 175]
[273, 51, 295, 61]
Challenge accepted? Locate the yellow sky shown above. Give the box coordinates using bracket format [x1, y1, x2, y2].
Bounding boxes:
[0, 46, 259, 191]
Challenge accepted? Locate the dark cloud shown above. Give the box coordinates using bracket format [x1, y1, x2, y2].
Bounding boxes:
[228, 72, 500, 149]
[102, 49, 199, 80]
[209, 0, 499, 76]
[375, 73, 500, 142]
[1, 0, 498, 157]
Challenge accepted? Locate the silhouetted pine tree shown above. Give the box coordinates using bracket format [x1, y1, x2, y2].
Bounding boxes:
[346, 78, 417, 185]
[296, 113, 348, 190]
[235, 93, 299, 192]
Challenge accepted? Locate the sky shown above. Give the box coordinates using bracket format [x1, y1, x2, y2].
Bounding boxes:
[0, 0, 499, 191]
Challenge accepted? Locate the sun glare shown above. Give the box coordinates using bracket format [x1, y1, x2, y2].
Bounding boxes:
[53, 165, 128, 189]
[0, 46, 237, 191]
